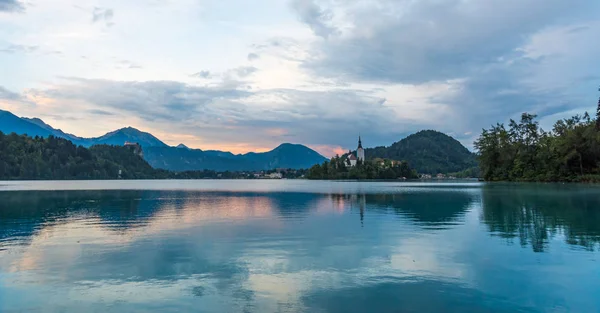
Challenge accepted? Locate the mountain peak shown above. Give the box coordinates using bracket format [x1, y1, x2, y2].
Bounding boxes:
[365, 129, 476, 174]
[95, 126, 167, 147]
[176, 143, 189, 149]
[115, 126, 142, 133]
[274, 143, 300, 149]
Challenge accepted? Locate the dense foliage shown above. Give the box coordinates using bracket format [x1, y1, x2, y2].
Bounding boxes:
[448, 166, 481, 179]
[363, 130, 477, 174]
[306, 157, 418, 180]
[475, 109, 600, 182]
[0, 132, 161, 180]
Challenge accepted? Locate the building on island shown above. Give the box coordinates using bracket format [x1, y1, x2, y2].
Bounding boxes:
[345, 136, 365, 167]
[357, 136, 365, 162]
[124, 141, 143, 158]
[267, 172, 283, 179]
[347, 153, 357, 167]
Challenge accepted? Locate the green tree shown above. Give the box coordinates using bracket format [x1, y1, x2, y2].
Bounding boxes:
[475, 105, 600, 182]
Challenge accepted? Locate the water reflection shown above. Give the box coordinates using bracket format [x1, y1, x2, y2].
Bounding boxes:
[0, 183, 599, 312]
[481, 184, 600, 252]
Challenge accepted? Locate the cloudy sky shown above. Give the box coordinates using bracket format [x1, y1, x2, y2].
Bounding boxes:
[1, 0, 599, 156]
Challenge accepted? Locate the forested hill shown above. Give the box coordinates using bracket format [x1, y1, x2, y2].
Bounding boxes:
[365, 130, 477, 174]
[0, 132, 159, 180]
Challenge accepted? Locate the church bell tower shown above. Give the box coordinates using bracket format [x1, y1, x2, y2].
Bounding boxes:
[357, 136, 365, 162]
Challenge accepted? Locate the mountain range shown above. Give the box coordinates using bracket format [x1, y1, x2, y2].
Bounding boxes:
[0, 109, 328, 171]
[1, 109, 477, 173]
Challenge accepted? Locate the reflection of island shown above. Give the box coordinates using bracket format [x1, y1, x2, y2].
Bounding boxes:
[329, 191, 475, 228]
[0, 190, 328, 249]
[481, 185, 600, 252]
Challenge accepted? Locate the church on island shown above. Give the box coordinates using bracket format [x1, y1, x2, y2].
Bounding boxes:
[346, 136, 365, 167]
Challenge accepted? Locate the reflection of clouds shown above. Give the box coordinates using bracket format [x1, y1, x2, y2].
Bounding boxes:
[3, 187, 598, 312]
[388, 237, 467, 280]
[311, 195, 347, 215]
[6, 195, 279, 278]
[7, 190, 471, 311]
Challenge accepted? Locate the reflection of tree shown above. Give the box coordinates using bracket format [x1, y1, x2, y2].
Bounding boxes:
[368, 192, 474, 225]
[262, 192, 326, 217]
[0, 190, 152, 243]
[329, 191, 474, 228]
[481, 184, 600, 252]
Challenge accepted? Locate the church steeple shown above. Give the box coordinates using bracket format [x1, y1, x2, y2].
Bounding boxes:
[356, 135, 365, 162]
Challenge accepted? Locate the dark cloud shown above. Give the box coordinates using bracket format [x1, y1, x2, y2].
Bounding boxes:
[87, 109, 115, 116]
[35, 78, 252, 124]
[303, 0, 596, 84]
[247, 53, 260, 61]
[290, 0, 337, 39]
[440, 60, 570, 133]
[0, 0, 23, 12]
[288, 0, 600, 146]
[0, 86, 22, 100]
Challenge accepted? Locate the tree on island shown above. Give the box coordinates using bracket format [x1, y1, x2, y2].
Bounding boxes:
[306, 156, 418, 180]
[475, 87, 600, 182]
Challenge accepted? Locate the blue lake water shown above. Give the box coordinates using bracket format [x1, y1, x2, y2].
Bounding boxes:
[0, 180, 599, 312]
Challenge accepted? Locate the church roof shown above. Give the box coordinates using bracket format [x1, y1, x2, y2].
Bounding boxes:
[348, 154, 357, 160]
[358, 136, 363, 149]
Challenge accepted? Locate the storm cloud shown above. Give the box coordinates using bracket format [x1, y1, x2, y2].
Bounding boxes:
[301, 0, 595, 84]
[292, 0, 600, 140]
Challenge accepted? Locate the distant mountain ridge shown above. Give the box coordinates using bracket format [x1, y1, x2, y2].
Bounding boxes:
[2, 109, 168, 148]
[1, 109, 475, 173]
[144, 143, 328, 171]
[1, 110, 54, 138]
[92, 127, 168, 147]
[0, 108, 327, 171]
[21, 117, 83, 143]
[364, 130, 477, 174]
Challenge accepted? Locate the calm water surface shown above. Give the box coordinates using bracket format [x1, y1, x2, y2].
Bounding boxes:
[0, 180, 599, 312]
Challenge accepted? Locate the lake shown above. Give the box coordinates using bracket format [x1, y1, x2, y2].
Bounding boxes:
[0, 180, 599, 312]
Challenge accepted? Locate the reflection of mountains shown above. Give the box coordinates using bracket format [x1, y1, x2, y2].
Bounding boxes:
[0, 191, 328, 290]
[0, 191, 326, 245]
[0, 190, 478, 247]
[481, 184, 600, 252]
[0, 190, 162, 243]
